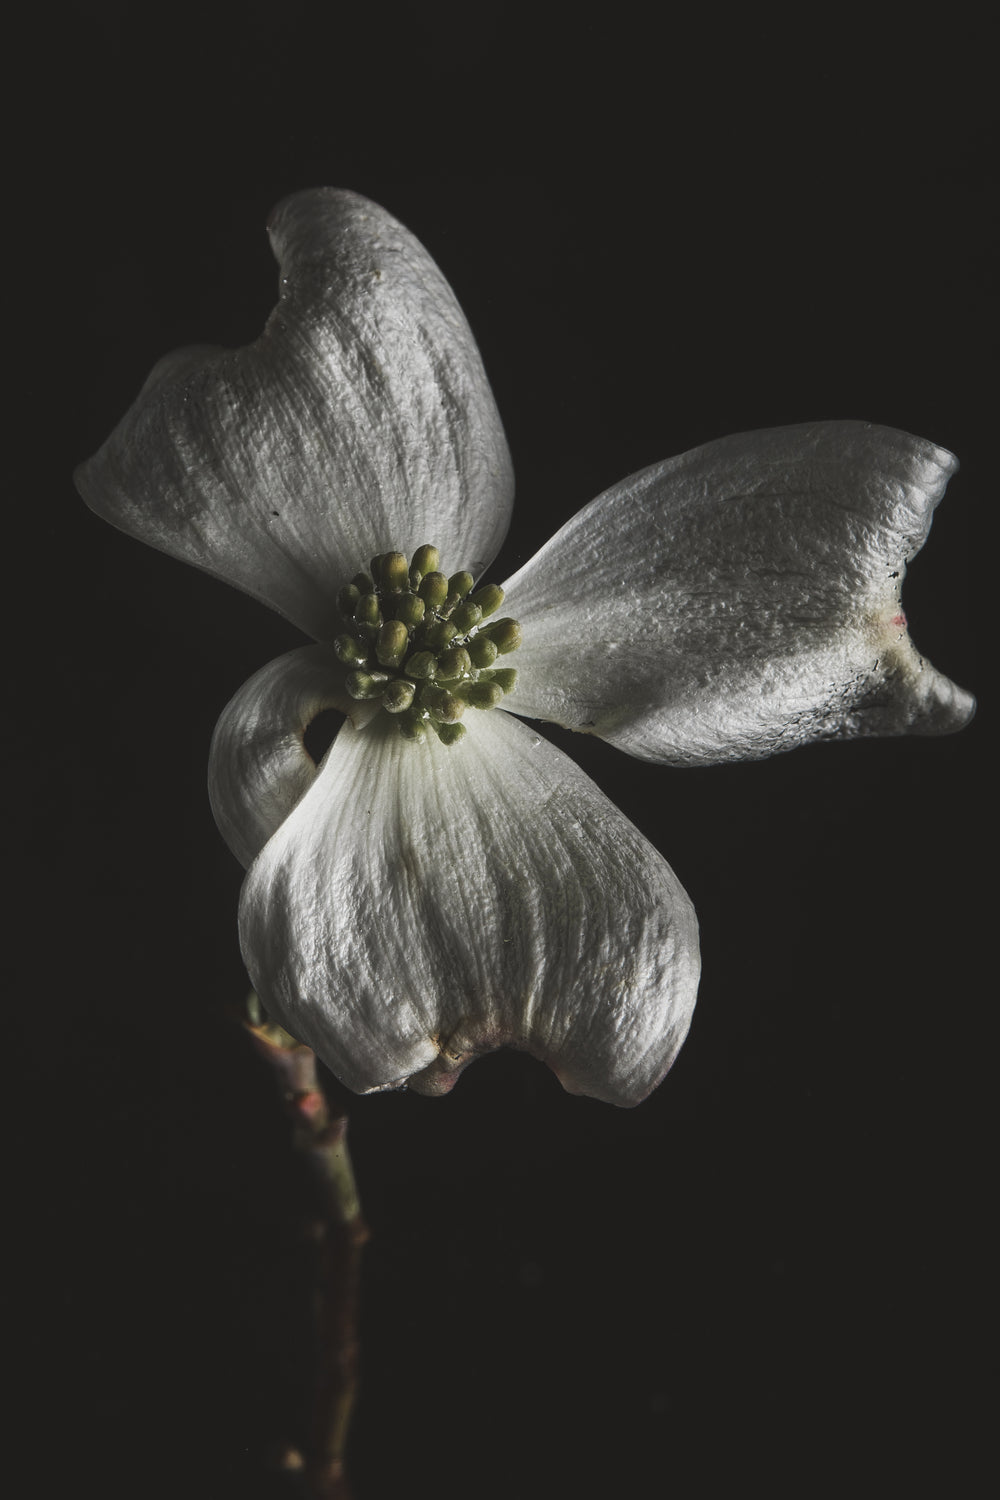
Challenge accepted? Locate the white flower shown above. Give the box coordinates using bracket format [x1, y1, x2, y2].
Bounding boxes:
[75, 189, 974, 1107]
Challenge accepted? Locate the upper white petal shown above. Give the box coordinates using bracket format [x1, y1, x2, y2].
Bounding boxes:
[502, 422, 975, 764]
[75, 189, 514, 638]
[208, 643, 376, 869]
[239, 710, 700, 1107]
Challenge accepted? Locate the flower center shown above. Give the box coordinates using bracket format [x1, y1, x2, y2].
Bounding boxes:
[333, 545, 521, 744]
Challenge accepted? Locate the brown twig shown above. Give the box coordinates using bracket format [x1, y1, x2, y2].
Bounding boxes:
[243, 995, 368, 1499]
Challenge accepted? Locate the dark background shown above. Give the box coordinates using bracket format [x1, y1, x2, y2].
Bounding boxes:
[18, 5, 989, 1496]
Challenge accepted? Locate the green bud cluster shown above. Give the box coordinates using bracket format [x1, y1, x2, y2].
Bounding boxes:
[333, 545, 521, 744]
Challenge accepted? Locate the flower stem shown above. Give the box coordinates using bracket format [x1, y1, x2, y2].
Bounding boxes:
[244, 996, 368, 1498]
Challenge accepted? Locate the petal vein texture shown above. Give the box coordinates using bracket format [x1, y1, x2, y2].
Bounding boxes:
[75, 189, 514, 639]
[239, 710, 700, 1106]
[502, 421, 974, 763]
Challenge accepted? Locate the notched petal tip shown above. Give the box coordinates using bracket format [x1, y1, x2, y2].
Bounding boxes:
[402, 1025, 507, 1098]
[504, 421, 973, 766]
[76, 189, 514, 639]
[368, 1003, 694, 1109]
[906, 667, 976, 736]
[396, 1023, 649, 1105]
[846, 646, 977, 743]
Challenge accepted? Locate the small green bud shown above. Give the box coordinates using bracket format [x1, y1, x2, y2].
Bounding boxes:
[379, 551, 410, 594]
[431, 720, 466, 745]
[340, 546, 523, 743]
[333, 634, 368, 667]
[395, 593, 425, 629]
[346, 670, 390, 700]
[485, 667, 517, 694]
[420, 684, 465, 723]
[436, 646, 472, 681]
[467, 634, 499, 669]
[448, 571, 474, 600]
[450, 601, 482, 634]
[356, 592, 382, 627]
[398, 711, 427, 742]
[337, 584, 361, 617]
[418, 571, 449, 609]
[376, 620, 410, 669]
[410, 544, 440, 579]
[481, 617, 522, 653]
[382, 679, 416, 714]
[421, 619, 458, 651]
[459, 680, 504, 709]
[469, 583, 504, 618]
[404, 650, 437, 679]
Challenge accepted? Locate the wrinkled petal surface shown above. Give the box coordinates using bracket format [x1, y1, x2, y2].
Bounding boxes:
[239, 711, 700, 1107]
[502, 422, 975, 764]
[75, 189, 514, 639]
[208, 643, 376, 869]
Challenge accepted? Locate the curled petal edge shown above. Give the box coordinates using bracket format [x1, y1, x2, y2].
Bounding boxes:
[209, 643, 377, 869]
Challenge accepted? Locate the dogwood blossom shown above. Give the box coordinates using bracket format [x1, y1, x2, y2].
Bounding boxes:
[75, 189, 974, 1106]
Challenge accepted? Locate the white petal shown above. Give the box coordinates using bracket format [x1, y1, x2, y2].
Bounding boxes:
[239, 710, 700, 1107]
[502, 422, 975, 764]
[208, 643, 377, 869]
[75, 189, 514, 639]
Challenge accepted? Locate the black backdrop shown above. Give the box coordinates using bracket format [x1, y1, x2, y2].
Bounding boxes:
[20, 6, 989, 1496]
